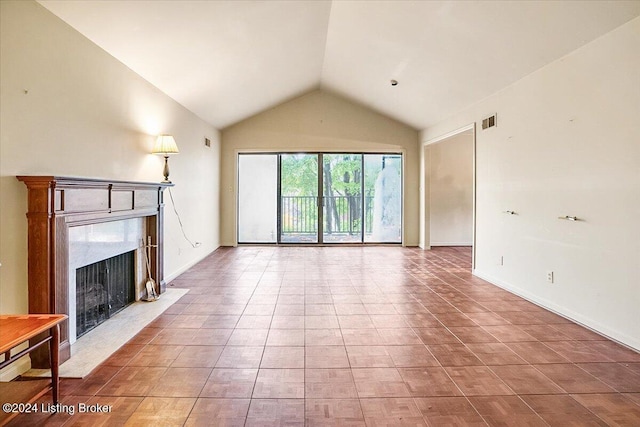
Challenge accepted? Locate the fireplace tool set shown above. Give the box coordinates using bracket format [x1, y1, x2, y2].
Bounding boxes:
[142, 236, 159, 301]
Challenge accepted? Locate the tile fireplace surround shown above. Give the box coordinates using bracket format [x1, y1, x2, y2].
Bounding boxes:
[17, 176, 172, 368]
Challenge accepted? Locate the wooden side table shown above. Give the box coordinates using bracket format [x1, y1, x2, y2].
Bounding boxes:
[0, 314, 67, 414]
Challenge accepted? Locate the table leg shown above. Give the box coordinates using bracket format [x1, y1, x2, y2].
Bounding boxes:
[50, 324, 60, 404]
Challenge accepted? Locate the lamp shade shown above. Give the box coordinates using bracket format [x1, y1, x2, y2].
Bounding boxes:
[152, 135, 179, 155]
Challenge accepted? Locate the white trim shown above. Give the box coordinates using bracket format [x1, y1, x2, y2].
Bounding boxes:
[400, 148, 407, 247]
[422, 123, 475, 147]
[471, 123, 477, 270]
[473, 269, 640, 352]
[430, 242, 473, 246]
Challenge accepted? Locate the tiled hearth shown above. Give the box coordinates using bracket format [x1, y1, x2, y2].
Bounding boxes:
[9, 246, 640, 426]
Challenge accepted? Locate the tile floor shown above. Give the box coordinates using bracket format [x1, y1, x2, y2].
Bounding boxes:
[8, 246, 640, 426]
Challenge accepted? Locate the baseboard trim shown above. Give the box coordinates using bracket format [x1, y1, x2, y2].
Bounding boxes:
[165, 246, 220, 283]
[473, 269, 640, 352]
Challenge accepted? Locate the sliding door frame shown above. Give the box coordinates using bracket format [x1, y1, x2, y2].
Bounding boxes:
[236, 153, 279, 244]
[277, 152, 322, 245]
[236, 151, 404, 246]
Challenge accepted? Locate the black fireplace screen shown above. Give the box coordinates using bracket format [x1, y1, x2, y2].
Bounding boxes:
[76, 250, 135, 338]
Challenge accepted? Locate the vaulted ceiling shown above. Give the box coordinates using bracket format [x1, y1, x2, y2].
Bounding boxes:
[39, 1, 640, 130]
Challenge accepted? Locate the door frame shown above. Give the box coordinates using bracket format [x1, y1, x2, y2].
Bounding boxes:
[421, 123, 477, 269]
[277, 152, 321, 244]
[318, 153, 364, 245]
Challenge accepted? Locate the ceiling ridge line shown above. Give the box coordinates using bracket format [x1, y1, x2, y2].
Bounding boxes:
[318, 0, 335, 89]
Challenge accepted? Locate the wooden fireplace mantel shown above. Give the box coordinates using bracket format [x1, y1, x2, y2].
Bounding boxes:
[17, 176, 173, 367]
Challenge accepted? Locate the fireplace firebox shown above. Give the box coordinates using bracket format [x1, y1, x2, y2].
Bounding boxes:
[76, 251, 136, 338]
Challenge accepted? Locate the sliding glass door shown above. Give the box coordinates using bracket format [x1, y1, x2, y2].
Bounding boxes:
[237, 153, 402, 244]
[238, 154, 278, 243]
[364, 154, 402, 242]
[323, 154, 363, 243]
[280, 154, 319, 243]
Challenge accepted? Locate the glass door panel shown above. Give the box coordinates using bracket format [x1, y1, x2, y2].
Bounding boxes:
[364, 154, 402, 243]
[280, 154, 319, 243]
[322, 154, 363, 243]
[238, 152, 402, 245]
[238, 154, 278, 243]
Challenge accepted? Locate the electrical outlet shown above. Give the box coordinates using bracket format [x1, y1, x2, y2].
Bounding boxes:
[546, 271, 554, 283]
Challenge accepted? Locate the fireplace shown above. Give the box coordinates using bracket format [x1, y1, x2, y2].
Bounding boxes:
[67, 217, 148, 345]
[18, 176, 172, 368]
[76, 251, 136, 338]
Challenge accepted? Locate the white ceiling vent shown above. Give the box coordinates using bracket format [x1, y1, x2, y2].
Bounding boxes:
[482, 114, 497, 130]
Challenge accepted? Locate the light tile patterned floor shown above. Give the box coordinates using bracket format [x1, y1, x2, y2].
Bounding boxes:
[7, 246, 640, 426]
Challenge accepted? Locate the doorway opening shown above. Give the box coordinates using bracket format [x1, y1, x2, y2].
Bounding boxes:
[238, 153, 402, 244]
[422, 125, 475, 266]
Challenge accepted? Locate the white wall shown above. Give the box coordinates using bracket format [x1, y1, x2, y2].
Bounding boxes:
[425, 131, 474, 246]
[0, 0, 221, 323]
[221, 90, 420, 246]
[420, 17, 640, 350]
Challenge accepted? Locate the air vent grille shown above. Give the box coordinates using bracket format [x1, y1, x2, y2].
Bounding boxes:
[482, 114, 497, 130]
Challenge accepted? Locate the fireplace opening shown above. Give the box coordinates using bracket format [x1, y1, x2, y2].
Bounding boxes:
[75, 250, 136, 338]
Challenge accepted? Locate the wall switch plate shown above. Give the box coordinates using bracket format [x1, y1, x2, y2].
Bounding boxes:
[546, 271, 554, 283]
